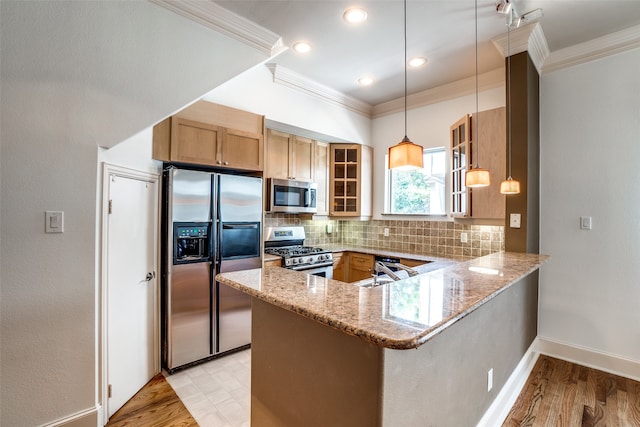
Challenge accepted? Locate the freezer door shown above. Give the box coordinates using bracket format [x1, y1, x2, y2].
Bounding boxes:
[167, 262, 212, 369]
[217, 282, 252, 353]
[170, 169, 212, 222]
[218, 174, 262, 223]
[217, 256, 261, 353]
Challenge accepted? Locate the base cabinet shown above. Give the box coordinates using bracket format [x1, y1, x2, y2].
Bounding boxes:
[348, 253, 374, 282]
[332, 252, 345, 281]
[264, 258, 283, 268]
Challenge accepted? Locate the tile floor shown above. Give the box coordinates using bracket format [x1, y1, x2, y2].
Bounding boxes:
[165, 349, 251, 427]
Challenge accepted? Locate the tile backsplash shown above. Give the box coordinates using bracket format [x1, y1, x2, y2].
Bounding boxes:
[265, 214, 504, 258]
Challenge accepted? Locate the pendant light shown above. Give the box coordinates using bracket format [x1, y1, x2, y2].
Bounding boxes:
[388, 0, 424, 170]
[465, 0, 491, 188]
[500, 19, 521, 194]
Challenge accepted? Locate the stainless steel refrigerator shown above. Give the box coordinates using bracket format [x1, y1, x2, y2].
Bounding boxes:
[162, 167, 262, 373]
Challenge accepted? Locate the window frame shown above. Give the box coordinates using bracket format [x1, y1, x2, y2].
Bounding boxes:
[384, 146, 447, 217]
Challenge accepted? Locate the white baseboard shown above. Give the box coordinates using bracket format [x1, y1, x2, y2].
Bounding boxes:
[535, 336, 640, 382]
[41, 406, 99, 427]
[476, 340, 540, 427]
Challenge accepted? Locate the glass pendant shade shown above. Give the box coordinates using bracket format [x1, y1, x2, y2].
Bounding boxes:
[465, 168, 490, 187]
[500, 176, 521, 194]
[388, 136, 424, 170]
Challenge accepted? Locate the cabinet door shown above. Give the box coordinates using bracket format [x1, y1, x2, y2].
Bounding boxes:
[330, 144, 361, 216]
[314, 141, 330, 216]
[265, 129, 292, 179]
[264, 259, 282, 268]
[292, 136, 314, 181]
[450, 115, 470, 217]
[470, 107, 506, 219]
[170, 117, 221, 166]
[221, 128, 264, 171]
[332, 252, 345, 281]
[348, 252, 374, 282]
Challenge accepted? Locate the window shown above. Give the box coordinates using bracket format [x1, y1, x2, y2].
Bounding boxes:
[385, 147, 446, 215]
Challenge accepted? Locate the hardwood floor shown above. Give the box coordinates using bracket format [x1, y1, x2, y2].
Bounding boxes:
[106, 374, 198, 427]
[107, 354, 640, 427]
[503, 355, 640, 426]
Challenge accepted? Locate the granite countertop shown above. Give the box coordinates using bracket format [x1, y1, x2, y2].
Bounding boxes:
[219, 252, 549, 350]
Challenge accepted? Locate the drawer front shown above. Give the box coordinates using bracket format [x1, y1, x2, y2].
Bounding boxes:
[349, 253, 374, 272]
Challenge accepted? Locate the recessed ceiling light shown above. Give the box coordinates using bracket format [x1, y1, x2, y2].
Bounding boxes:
[408, 57, 427, 68]
[343, 7, 367, 24]
[292, 41, 311, 53]
[357, 76, 374, 86]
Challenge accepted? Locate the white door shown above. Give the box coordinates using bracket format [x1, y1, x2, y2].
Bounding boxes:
[105, 171, 159, 418]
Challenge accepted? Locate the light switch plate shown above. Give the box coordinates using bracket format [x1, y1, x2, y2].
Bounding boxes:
[580, 216, 592, 230]
[45, 211, 64, 233]
[509, 213, 521, 229]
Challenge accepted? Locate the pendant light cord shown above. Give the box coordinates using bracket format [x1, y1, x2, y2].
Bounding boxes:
[507, 22, 513, 178]
[403, 0, 408, 140]
[474, 0, 480, 169]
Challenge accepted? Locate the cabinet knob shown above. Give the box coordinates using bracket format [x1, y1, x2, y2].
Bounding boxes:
[224, 161, 229, 165]
[217, 160, 222, 165]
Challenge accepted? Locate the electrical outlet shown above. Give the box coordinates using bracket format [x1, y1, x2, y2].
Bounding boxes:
[487, 368, 493, 392]
[461, 232, 468, 243]
[509, 213, 521, 229]
[383, 228, 389, 237]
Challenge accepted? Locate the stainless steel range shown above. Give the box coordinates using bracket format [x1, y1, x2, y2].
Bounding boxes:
[264, 226, 333, 278]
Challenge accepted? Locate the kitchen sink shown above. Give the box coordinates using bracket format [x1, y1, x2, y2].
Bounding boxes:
[355, 277, 395, 288]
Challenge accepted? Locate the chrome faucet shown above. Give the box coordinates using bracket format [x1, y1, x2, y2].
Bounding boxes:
[373, 261, 420, 281]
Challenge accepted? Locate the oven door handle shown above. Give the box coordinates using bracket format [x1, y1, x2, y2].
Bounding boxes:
[288, 261, 334, 271]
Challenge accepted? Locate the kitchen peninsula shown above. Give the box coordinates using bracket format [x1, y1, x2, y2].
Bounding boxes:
[217, 252, 548, 426]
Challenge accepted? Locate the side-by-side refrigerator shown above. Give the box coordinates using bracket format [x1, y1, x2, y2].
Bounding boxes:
[161, 167, 262, 373]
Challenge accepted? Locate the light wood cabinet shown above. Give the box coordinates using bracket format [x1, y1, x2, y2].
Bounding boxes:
[153, 101, 264, 172]
[329, 144, 373, 218]
[450, 107, 506, 219]
[332, 252, 345, 281]
[265, 129, 314, 181]
[264, 258, 282, 268]
[348, 252, 374, 282]
[399, 258, 424, 268]
[314, 141, 330, 216]
[450, 115, 470, 217]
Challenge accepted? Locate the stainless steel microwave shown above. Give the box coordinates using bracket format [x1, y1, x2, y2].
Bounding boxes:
[268, 178, 317, 214]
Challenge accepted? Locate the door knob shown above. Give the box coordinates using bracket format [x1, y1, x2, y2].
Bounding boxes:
[145, 271, 156, 281]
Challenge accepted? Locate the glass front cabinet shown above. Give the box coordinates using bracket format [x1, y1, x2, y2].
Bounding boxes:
[329, 144, 372, 218]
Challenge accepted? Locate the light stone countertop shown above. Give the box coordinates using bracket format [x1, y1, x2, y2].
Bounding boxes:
[219, 252, 549, 350]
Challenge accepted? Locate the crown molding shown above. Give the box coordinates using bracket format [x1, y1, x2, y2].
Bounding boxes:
[491, 23, 549, 73]
[542, 24, 640, 73]
[265, 63, 373, 117]
[149, 0, 285, 57]
[371, 68, 504, 118]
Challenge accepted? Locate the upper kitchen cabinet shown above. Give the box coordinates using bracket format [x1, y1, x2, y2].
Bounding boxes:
[265, 129, 314, 182]
[314, 141, 330, 216]
[450, 107, 506, 219]
[329, 144, 372, 218]
[153, 101, 264, 172]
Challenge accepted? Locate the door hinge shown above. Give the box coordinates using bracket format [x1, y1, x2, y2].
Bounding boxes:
[108, 384, 112, 398]
[108, 200, 113, 214]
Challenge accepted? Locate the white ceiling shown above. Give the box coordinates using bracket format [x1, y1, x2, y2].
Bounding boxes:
[213, 0, 640, 106]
